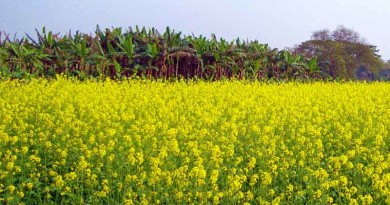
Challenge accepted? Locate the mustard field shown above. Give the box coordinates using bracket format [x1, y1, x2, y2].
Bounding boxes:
[1, 78, 390, 204]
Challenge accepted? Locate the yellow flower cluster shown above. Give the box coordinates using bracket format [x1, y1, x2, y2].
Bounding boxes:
[0, 77, 390, 204]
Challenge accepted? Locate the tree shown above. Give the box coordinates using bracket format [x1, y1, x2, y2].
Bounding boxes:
[294, 26, 384, 80]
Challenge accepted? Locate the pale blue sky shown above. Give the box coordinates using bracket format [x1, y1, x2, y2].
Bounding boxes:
[1, 0, 389, 60]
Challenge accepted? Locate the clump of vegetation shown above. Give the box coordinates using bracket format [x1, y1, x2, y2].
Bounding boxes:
[0, 26, 322, 81]
[294, 26, 384, 80]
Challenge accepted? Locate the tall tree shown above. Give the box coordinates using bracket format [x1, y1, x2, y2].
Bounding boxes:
[294, 26, 384, 80]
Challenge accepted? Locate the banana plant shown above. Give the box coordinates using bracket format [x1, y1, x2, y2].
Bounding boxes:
[90, 40, 110, 77]
[0, 26, 324, 81]
[70, 38, 90, 72]
[4, 41, 43, 78]
[306, 56, 322, 78]
[145, 42, 159, 77]
[189, 35, 209, 77]
[117, 34, 135, 76]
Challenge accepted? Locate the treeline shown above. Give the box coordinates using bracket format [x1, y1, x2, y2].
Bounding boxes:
[0, 26, 386, 81]
[0, 26, 321, 81]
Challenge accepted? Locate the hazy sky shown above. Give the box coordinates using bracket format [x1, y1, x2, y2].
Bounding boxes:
[1, 0, 389, 60]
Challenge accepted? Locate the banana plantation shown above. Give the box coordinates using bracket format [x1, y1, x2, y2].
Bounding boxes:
[0, 26, 322, 80]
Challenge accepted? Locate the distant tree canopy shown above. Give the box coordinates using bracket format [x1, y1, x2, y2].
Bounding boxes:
[294, 26, 384, 80]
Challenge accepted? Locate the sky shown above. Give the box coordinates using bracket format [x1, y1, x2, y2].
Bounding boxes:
[1, 0, 390, 60]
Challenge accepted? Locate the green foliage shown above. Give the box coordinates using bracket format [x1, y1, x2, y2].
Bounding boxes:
[0, 27, 321, 81]
[294, 26, 384, 80]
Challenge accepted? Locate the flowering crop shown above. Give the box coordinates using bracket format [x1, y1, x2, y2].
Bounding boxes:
[1, 78, 390, 204]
